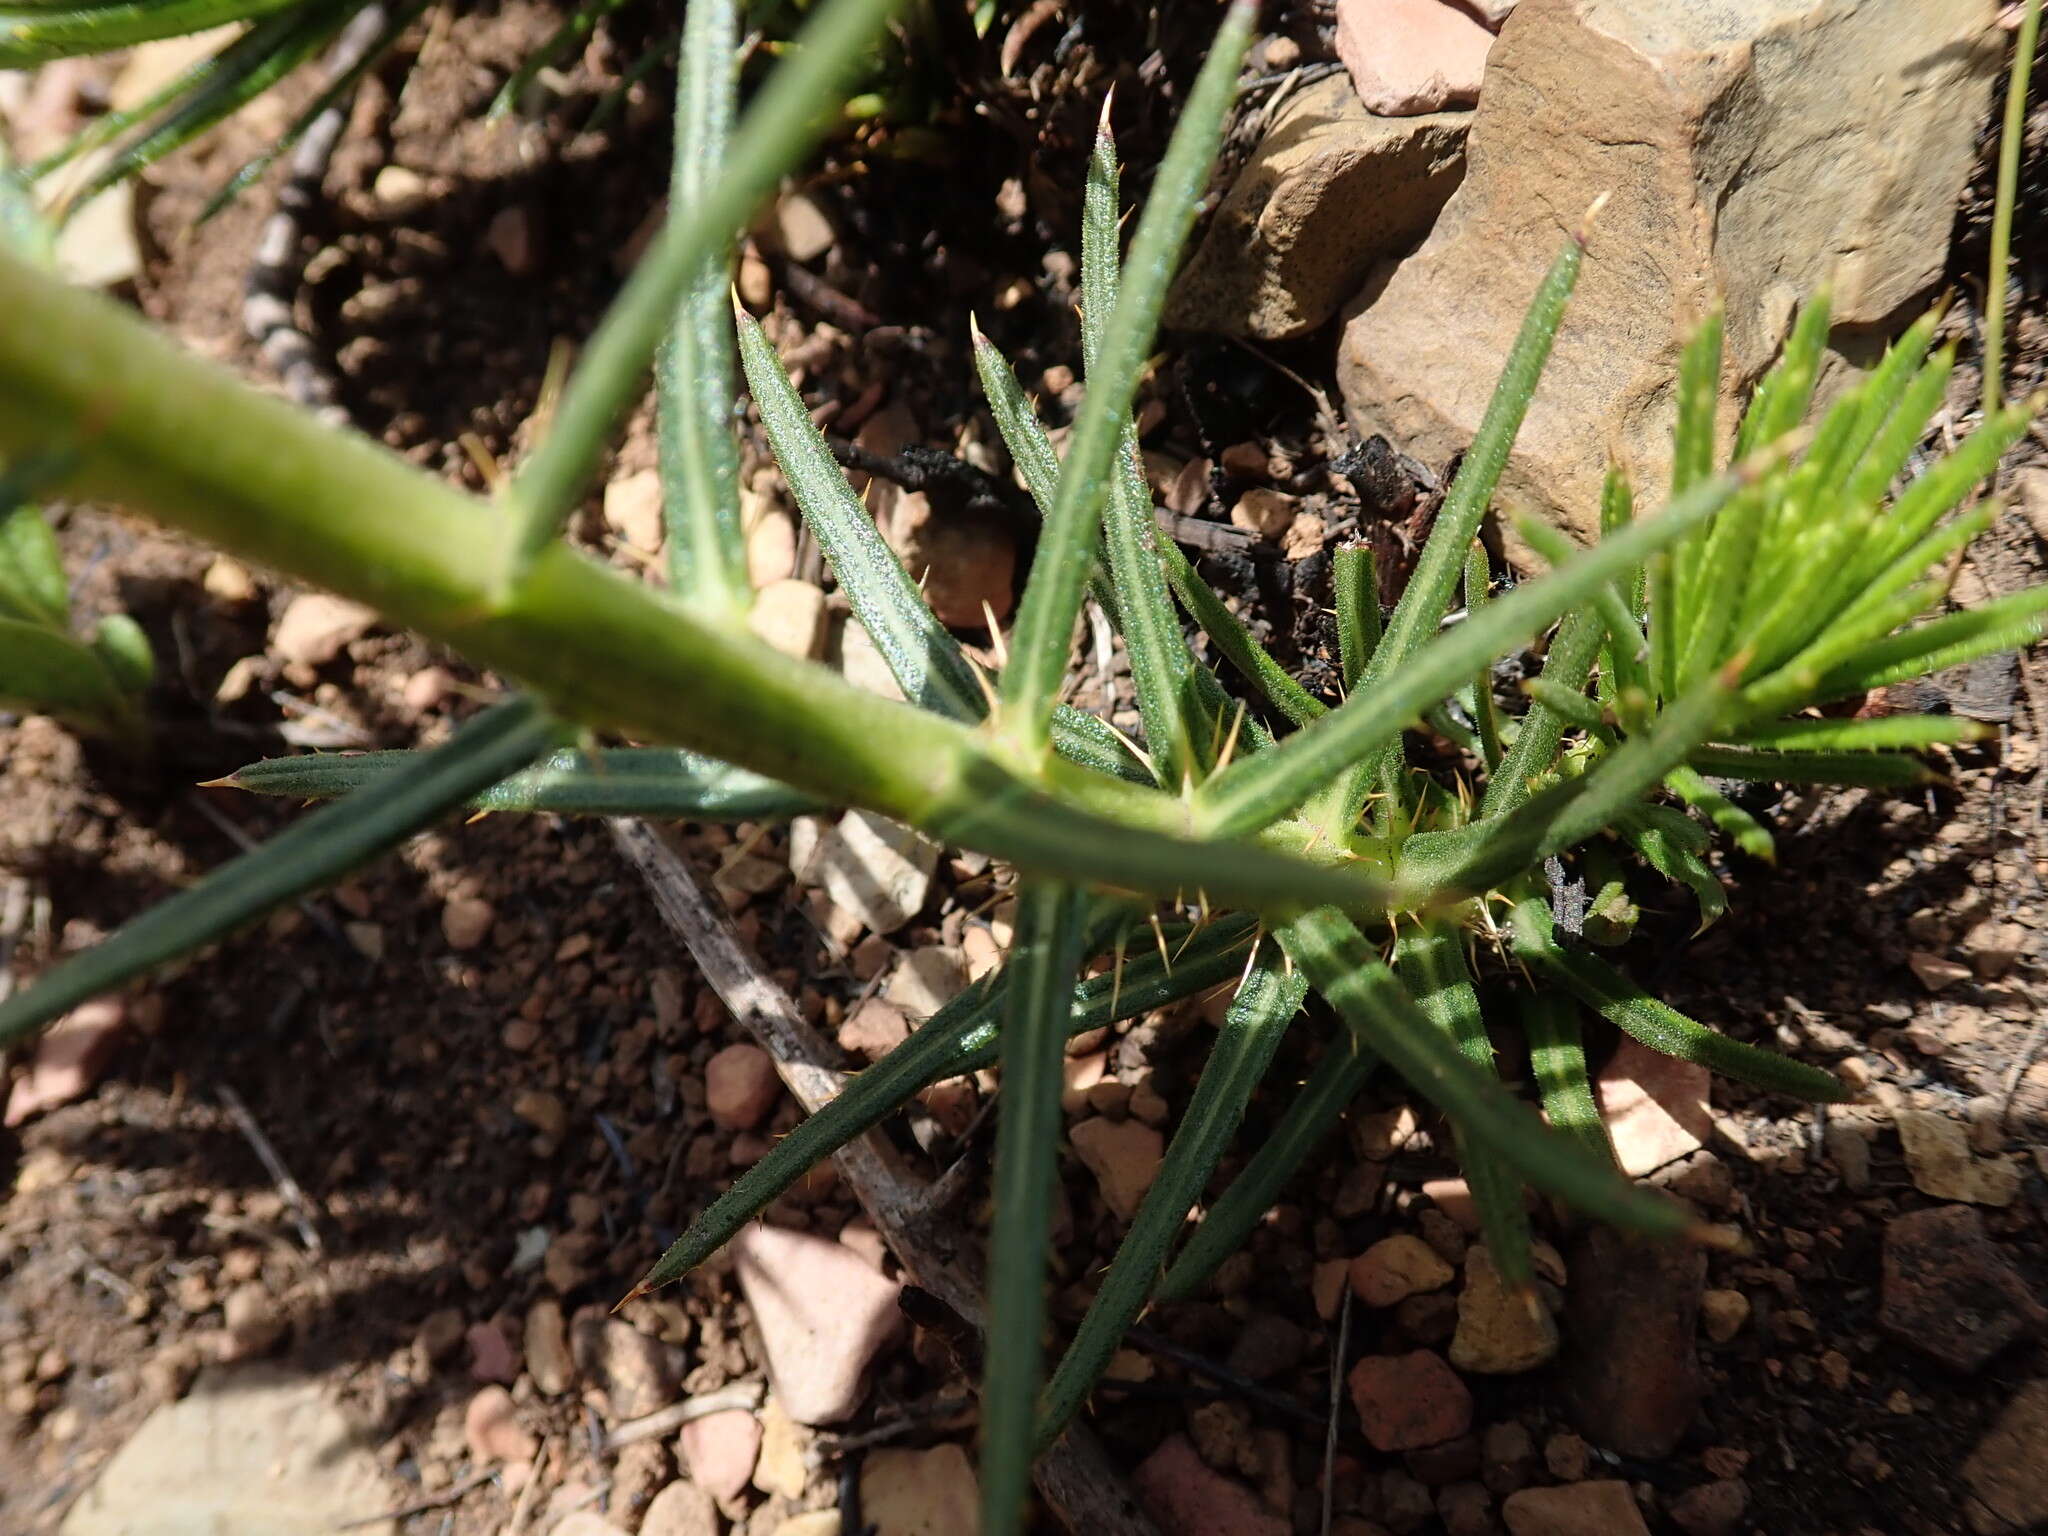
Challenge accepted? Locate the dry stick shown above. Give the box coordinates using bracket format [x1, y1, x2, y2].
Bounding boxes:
[1320, 1283, 1353, 1536]
[503, 1432, 550, 1536]
[218, 1083, 324, 1256]
[608, 819, 1160, 1536]
[600, 1380, 764, 1452]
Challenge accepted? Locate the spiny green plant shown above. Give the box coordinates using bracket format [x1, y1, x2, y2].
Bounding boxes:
[0, 3, 2040, 1529]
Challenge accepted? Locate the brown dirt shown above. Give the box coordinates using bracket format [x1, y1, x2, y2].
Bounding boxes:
[4, 7, 2048, 1536]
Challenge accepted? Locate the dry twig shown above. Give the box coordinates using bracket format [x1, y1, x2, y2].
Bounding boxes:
[218, 1083, 323, 1255]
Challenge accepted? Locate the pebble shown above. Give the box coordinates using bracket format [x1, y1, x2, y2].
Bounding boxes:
[441, 896, 494, 951]
[753, 1396, 809, 1496]
[1069, 1115, 1165, 1219]
[641, 1480, 720, 1536]
[1437, 1480, 1495, 1536]
[464, 1384, 536, 1464]
[1823, 1120, 1873, 1191]
[1559, 1224, 1704, 1457]
[1669, 1477, 1748, 1536]
[1348, 1350, 1472, 1452]
[512, 1089, 568, 1141]
[749, 577, 831, 659]
[485, 205, 539, 276]
[706, 1042, 782, 1130]
[1336, 0, 1493, 115]
[573, 1317, 679, 1421]
[1964, 1379, 2048, 1534]
[3, 997, 127, 1126]
[1450, 1244, 1559, 1374]
[745, 498, 799, 588]
[372, 164, 430, 210]
[732, 1223, 904, 1424]
[1350, 1234, 1455, 1307]
[222, 1284, 285, 1359]
[1698, 1288, 1750, 1344]
[1230, 487, 1298, 539]
[679, 1407, 761, 1502]
[1896, 1108, 2020, 1206]
[812, 810, 940, 935]
[1133, 1432, 1291, 1536]
[414, 1308, 465, 1368]
[203, 556, 257, 605]
[1596, 1039, 1709, 1175]
[1481, 1421, 1535, 1495]
[602, 468, 665, 554]
[1501, 1480, 1650, 1536]
[1313, 1258, 1351, 1320]
[1543, 1431, 1588, 1482]
[272, 593, 375, 667]
[1879, 1204, 2045, 1372]
[772, 191, 834, 261]
[553, 1516, 630, 1536]
[771, 1516, 840, 1536]
[859, 1442, 980, 1535]
[466, 1321, 517, 1384]
[884, 945, 969, 1019]
[1908, 950, 1972, 991]
[525, 1298, 573, 1395]
[838, 997, 911, 1060]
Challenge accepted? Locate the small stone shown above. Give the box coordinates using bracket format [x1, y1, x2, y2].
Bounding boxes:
[441, 895, 494, 951]
[750, 577, 831, 659]
[1824, 1120, 1873, 1191]
[203, 557, 257, 605]
[415, 1308, 465, 1367]
[771, 1517, 840, 1536]
[1909, 950, 1973, 991]
[1133, 1432, 1291, 1536]
[813, 810, 939, 935]
[1543, 1432, 1588, 1482]
[1880, 1205, 2046, 1372]
[883, 491, 1016, 629]
[525, 1299, 572, 1395]
[512, 1089, 567, 1141]
[745, 500, 799, 588]
[857, 1443, 980, 1534]
[1336, 0, 1494, 114]
[706, 1043, 782, 1130]
[1896, 1108, 2020, 1205]
[272, 593, 375, 667]
[1597, 1039, 1710, 1175]
[372, 164, 430, 210]
[732, 1223, 904, 1424]
[1230, 487, 1298, 539]
[1501, 1481, 1650, 1536]
[553, 1516, 630, 1536]
[1070, 1116, 1166, 1219]
[1282, 512, 1327, 561]
[3, 997, 126, 1126]
[772, 191, 834, 261]
[1455, 0, 1517, 22]
[753, 1396, 809, 1497]
[679, 1407, 762, 1502]
[574, 1318, 679, 1421]
[1481, 1421, 1535, 1495]
[402, 666, 454, 713]
[839, 997, 911, 1061]
[1965, 921, 2029, 981]
[466, 1321, 517, 1384]
[1350, 1234, 1456, 1307]
[642, 1480, 720, 1536]
[1225, 1314, 1308, 1383]
[222, 1284, 284, 1359]
[485, 205, 538, 276]
[1450, 1244, 1559, 1374]
[464, 1384, 536, 1463]
[1437, 1481, 1496, 1536]
[1668, 1479, 1746, 1536]
[601, 469, 663, 554]
[1965, 1380, 2048, 1534]
[1313, 1259, 1351, 1320]
[885, 945, 969, 1019]
[1699, 1289, 1750, 1344]
[1348, 1350, 1472, 1452]
[1559, 1224, 1704, 1457]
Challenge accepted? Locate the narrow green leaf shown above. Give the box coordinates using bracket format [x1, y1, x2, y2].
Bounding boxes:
[1781, 584, 2048, 712]
[1334, 544, 1380, 692]
[1511, 899, 1848, 1101]
[1736, 713, 1992, 752]
[1037, 950, 1305, 1446]
[1683, 744, 1934, 788]
[1617, 802, 1726, 928]
[1282, 907, 1688, 1237]
[736, 307, 982, 719]
[658, 0, 748, 613]
[0, 502, 68, 627]
[0, 697, 561, 1046]
[1521, 990, 1615, 1169]
[0, 0, 299, 64]
[998, 1, 1253, 747]
[1196, 472, 1744, 841]
[1664, 764, 1773, 863]
[1157, 1031, 1376, 1302]
[1464, 541, 1504, 769]
[1162, 538, 1323, 729]
[0, 614, 135, 733]
[1481, 608, 1604, 820]
[982, 882, 1090, 1534]
[1519, 675, 1604, 732]
[1734, 286, 1831, 459]
[89, 612, 153, 692]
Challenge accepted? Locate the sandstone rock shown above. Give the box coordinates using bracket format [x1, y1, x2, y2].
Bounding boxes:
[812, 810, 939, 935]
[1559, 1223, 1703, 1456]
[883, 490, 1016, 629]
[706, 1042, 783, 1130]
[1501, 1480, 1649, 1536]
[1339, 0, 2001, 548]
[1450, 1244, 1559, 1373]
[753, 1396, 809, 1497]
[465, 1384, 536, 1464]
[1348, 1350, 1472, 1451]
[860, 1443, 979, 1536]
[272, 593, 375, 668]
[1337, 0, 1494, 115]
[679, 1407, 761, 1502]
[1965, 1380, 2048, 1534]
[1596, 1038, 1709, 1176]
[572, 1317, 679, 1421]
[1133, 1432, 1291, 1536]
[772, 1517, 840, 1536]
[441, 896, 494, 951]
[1230, 487, 1301, 538]
[525, 1299, 573, 1395]
[1456, 0, 1518, 23]
[1350, 1234, 1456, 1307]
[1908, 950, 1972, 991]
[59, 1366, 395, 1536]
[1880, 1204, 2046, 1372]
[839, 997, 911, 1061]
[1896, 1109, 2021, 1206]
[4, 997, 126, 1126]
[749, 577, 830, 660]
[732, 1223, 904, 1424]
[1699, 1288, 1750, 1344]
[1167, 75, 1467, 339]
[1070, 1115, 1166, 1219]
[641, 1481, 720, 1536]
[885, 945, 969, 1019]
[1669, 1478, 1748, 1536]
